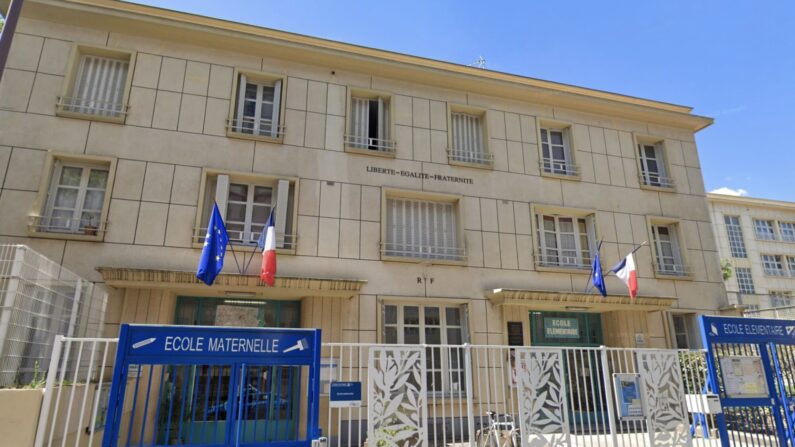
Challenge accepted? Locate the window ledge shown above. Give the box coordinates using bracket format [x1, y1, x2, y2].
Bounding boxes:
[55, 109, 126, 124]
[535, 265, 591, 275]
[448, 158, 493, 170]
[28, 228, 105, 242]
[540, 170, 581, 182]
[226, 129, 284, 145]
[190, 242, 296, 255]
[639, 183, 677, 193]
[344, 146, 396, 158]
[654, 271, 694, 281]
[380, 254, 467, 266]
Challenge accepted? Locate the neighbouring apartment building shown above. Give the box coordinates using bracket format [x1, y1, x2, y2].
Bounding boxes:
[0, 0, 726, 379]
[709, 193, 795, 311]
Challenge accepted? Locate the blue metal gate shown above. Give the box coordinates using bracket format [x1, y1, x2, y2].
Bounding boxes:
[701, 315, 795, 446]
[102, 324, 321, 447]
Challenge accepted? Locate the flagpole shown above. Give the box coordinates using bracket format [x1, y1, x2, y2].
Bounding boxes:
[228, 242, 243, 274]
[583, 239, 603, 294]
[604, 241, 649, 278]
[242, 206, 276, 273]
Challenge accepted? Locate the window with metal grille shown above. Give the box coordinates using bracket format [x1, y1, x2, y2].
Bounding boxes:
[652, 224, 687, 275]
[540, 127, 576, 176]
[770, 291, 793, 308]
[232, 74, 282, 138]
[383, 197, 462, 261]
[762, 254, 786, 276]
[383, 303, 467, 395]
[735, 267, 755, 294]
[724, 215, 747, 258]
[347, 96, 393, 152]
[200, 175, 294, 248]
[63, 54, 129, 117]
[780, 222, 795, 242]
[754, 219, 777, 240]
[41, 161, 109, 234]
[638, 142, 673, 188]
[788, 256, 795, 277]
[449, 112, 491, 165]
[535, 214, 595, 269]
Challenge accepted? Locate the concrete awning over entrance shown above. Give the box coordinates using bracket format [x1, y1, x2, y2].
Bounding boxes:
[486, 288, 677, 311]
[97, 267, 366, 299]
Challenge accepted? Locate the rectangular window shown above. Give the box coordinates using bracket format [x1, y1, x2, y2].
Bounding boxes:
[780, 222, 795, 242]
[788, 256, 795, 277]
[540, 127, 576, 176]
[637, 142, 673, 188]
[735, 267, 756, 294]
[535, 214, 595, 269]
[754, 219, 777, 240]
[40, 161, 110, 234]
[383, 197, 462, 261]
[672, 314, 690, 349]
[770, 291, 793, 309]
[61, 54, 130, 118]
[762, 254, 786, 276]
[652, 224, 687, 275]
[346, 96, 393, 152]
[199, 174, 294, 248]
[232, 74, 282, 138]
[383, 303, 467, 395]
[449, 112, 491, 165]
[724, 215, 747, 258]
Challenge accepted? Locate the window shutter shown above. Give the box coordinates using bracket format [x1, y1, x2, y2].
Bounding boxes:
[586, 214, 598, 257]
[72, 55, 129, 116]
[379, 98, 389, 142]
[350, 98, 369, 147]
[669, 225, 683, 267]
[562, 129, 572, 166]
[271, 80, 282, 138]
[235, 74, 247, 132]
[275, 179, 290, 248]
[654, 143, 667, 178]
[214, 174, 230, 219]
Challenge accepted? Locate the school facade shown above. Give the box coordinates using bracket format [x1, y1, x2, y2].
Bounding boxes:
[0, 0, 728, 364]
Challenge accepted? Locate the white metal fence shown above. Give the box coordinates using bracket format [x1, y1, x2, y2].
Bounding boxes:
[36, 338, 726, 447]
[0, 245, 107, 387]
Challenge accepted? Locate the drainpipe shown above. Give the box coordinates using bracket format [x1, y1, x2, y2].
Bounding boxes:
[0, 0, 25, 85]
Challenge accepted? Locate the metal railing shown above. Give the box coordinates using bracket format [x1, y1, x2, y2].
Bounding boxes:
[56, 96, 127, 118]
[654, 262, 692, 277]
[344, 135, 396, 154]
[28, 215, 109, 237]
[534, 250, 592, 270]
[745, 304, 795, 319]
[540, 158, 580, 176]
[0, 245, 106, 388]
[380, 242, 466, 262]
[226, 118, 285, 139]
[639, 173, 675, 189]
[447, 148, 494, 166]
[192, 227, 296, 250]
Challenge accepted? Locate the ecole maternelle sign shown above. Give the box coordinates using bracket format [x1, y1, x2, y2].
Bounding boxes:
[366, 165, 474, 185]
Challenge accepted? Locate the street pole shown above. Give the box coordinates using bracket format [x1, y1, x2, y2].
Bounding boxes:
[0, 0, 25, 85]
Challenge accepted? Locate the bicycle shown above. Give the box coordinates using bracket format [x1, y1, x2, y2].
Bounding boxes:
[475, 411, 521, 447]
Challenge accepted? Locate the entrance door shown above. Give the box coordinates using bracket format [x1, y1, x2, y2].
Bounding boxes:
[529, 311, 607, 433]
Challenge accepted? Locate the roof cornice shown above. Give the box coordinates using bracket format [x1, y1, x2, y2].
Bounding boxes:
[707, 193, 795, 211]
[9, 0, 713, 132]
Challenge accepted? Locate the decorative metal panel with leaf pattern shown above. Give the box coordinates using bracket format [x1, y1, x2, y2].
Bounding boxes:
[515, 348, 570, 447]
[367, 347, 427, 447]
[637, 351, 693, 446]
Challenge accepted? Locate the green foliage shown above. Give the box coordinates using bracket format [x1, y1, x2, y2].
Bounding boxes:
[721, 259, 733, 281]
[22, 362, 47, 389]
[1, 15, 5, 33]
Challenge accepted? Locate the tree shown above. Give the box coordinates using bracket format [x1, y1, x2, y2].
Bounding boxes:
[721, 259, 733, 281]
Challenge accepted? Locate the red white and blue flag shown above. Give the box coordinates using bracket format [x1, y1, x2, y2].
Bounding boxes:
[258, 210, 277, 286]
[611, 253, 638, 298]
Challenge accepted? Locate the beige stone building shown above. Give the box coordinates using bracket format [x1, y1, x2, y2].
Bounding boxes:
[0, 0, 727, 363]
[709, 193, 795, 311]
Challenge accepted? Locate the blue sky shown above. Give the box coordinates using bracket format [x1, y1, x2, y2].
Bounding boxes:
[123, 1, 794, 201]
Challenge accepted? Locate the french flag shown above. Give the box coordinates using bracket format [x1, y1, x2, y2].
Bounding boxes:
[258, 211, 276, 286]
[611, 253, 638, 298]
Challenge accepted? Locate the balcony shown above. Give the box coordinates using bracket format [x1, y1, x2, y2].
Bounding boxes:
[344, 135, 396, 155]
[653, 262, 691, 277]
[28, 215, 108, 238]
[380, 242, 466, 262]
[56, 96, 127, 119]
[534, 251, 592, 271]
[640, 172, 675, 189]
[540, 158, 579, 177]
[447, 147, 494, 167]
[226, 118, 285, 140]
[192, 227, 296, 250]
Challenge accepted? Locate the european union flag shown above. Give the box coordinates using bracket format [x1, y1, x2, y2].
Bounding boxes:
[196, 203, 229, 285]
[590, 241, 607, 297]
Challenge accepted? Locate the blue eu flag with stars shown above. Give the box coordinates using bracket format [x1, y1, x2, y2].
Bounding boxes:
[590, 241, 607, 297]
[196, 203, 229, 285]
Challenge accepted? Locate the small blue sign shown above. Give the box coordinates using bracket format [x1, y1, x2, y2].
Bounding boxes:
[329, 381, 362, 408]
[701, 315, 795, 344]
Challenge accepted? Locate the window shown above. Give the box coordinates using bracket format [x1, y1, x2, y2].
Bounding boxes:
[724, 215, 747, 258]
[754, 219, 777, 240]
[383, 303, 467, 395]
[59, 51, 131, 118]
[637, 141, 673, 188]
[449, 111, 491, 165]
[762, 254, 786, 276]
[651, 224, 687, 275]
[346, 94, 393, 153]
[535, 214, 596, 269]
[780, 222, 795, 242]
[38, 161, 110, 235]
[788, 256, 795, 277]
[735, 267, 756, 294]
[540, 126, 577, 176]
[199, 174, 295, 248]
[672, 314, 691, 349]
[230, 73, 283, 138]
[770, 291, 793, 309]
[383, 196, 463, 261]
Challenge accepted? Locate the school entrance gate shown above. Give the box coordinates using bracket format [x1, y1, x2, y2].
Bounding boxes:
[102, 324, 322, 447]
[702, 315, 795, 446]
